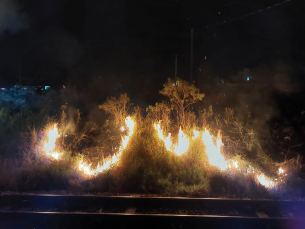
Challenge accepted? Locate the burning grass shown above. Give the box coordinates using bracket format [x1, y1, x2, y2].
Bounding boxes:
[0, 78, 303, 197]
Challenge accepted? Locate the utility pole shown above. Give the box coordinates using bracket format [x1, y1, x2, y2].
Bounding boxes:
[190, 28, 193, 84]
[19, 61, 21, 86]
[175, 54, 177, 86]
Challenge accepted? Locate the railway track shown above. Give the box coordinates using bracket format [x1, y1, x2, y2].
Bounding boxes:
[0, 194, 304, 229]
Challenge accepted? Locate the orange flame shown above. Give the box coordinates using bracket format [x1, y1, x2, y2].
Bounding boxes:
[173, 128, 190, 156]
[154, 123, 190, 155]
[192, 129, 200, 141]
[257, 174, 274, 188]
[154, 121, 172, 151]
[279, 167, 284, 175]
[202, 129, 227, 170]
[44, 124, 61, 160]
[79, 116, 135, 176]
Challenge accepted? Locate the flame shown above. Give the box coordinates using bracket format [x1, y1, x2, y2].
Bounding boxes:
[202, 129, 227, 170]
[257, 174, 274, 188]
[121, 116, 135, 150]
[233, 160, 238, 169]
[79, 116, 135, 176]
[173, 128, 190, 156]
[154, 121, 172, 151]
[154, 123, 189, 155]
[192, 129, 200, 141]
[78, 160, 92, 175]
[164, 133, 172, 152]
[246, 166, 255, 174]
[44, 124, 61, 160]
[154, 122, 164, 141]
[152, 123, 281, 189]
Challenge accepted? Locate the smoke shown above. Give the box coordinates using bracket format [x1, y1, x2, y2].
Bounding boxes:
[198, 61, 297, 140]
[226, 62, 296, 136]
[0, 0, 28, 35]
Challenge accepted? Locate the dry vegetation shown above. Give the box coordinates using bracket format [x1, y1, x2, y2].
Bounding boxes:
[0, 78, 303, 197]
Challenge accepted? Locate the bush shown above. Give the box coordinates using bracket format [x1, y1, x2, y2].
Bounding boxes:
[0, 80, 302, 197]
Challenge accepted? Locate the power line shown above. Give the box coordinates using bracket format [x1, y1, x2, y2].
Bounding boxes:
[207, 0, 291, 28]
[4, 0, 293, 45]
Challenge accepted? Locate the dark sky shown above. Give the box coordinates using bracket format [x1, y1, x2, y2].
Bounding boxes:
[0, 0, 304, 101]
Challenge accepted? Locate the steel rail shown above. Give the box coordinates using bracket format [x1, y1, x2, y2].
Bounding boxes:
[0, 194, 304, 213]
[0, 195, 304, 229]
[0, 211, 304, 229]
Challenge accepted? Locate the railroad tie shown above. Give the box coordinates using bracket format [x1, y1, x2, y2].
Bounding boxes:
[256, 211, 269, 218]
[125, 207, 136, 214]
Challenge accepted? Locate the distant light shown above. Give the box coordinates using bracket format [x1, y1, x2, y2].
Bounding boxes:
[247, 77, 250, 81]
[45, 86, 51, 90]
[1, 88, 5, 90]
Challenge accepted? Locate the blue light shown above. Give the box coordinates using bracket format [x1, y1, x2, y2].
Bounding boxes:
[247, 77, 250, 81]
[45, 86, 51, 90]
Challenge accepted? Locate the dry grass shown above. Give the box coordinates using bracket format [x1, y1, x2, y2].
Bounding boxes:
[0, 83, 303, 197]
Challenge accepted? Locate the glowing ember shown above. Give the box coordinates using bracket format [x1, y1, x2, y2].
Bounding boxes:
[246, 166, 255, 174]
[173, 128, 190, 156]
[279, 167, 284, 175]
[202, 129, 227, 170]
[79, 116, 135, 175]
[257, 174, 274, 188]
[154, 121, 172, 151]
[44, 124, 61, 160]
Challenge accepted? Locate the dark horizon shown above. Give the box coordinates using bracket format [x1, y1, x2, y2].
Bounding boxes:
[0, 0, 304, 102]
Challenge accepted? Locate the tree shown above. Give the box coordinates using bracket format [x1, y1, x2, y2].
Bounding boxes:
[98, 93, 130, 127]
[146, 102, 171, 132]
[160, 78, 205, 128]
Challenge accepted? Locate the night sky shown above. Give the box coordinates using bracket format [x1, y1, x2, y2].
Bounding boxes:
[0, 0, 304, 103]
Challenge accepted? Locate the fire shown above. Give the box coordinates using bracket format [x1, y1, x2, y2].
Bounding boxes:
[44, 124, 61, 160]
[154, 123, 190, 155]
[121, 116, 135, 150]
[154, 122, 164, 141]
[154, 123, 228, 160]
[154, 121, 172, 151]
[173, 128, 190, 156]
[164, 133, 172, 152]
[246, 166, 255, 174]
[257, 174, 274, 188]
[233, 161, 238, 169]
[202, 129, 227, 170]
[192, 129, 200, 140]
[79, 116, 135, 176]
[152, 122, 281, 189]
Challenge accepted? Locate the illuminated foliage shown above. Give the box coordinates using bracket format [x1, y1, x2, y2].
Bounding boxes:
[98, 93, 130, 127]
[160, 78, 205, 128]
[146, 102, 171, 133]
